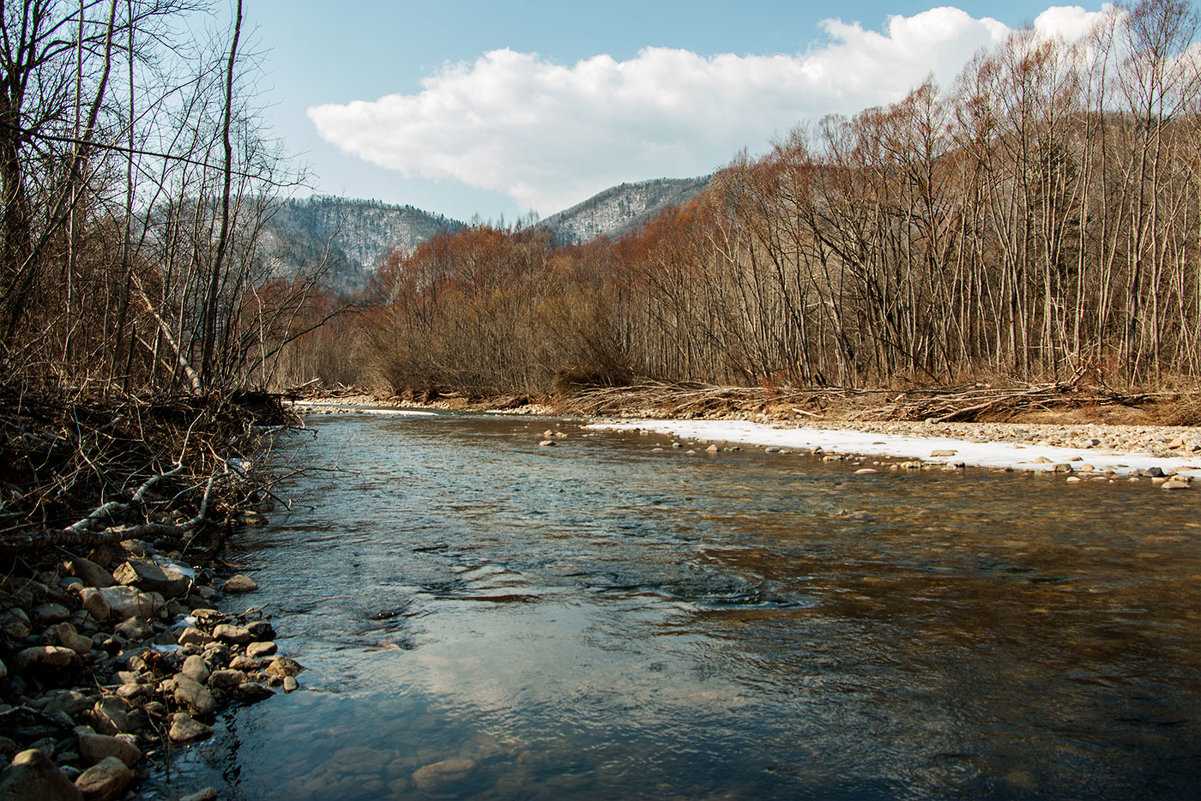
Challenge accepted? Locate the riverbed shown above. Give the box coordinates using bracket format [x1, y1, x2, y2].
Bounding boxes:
[152, 411, 1201, 799]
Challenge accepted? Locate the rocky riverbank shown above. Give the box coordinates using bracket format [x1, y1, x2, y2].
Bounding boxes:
[0, 537, 295, 801]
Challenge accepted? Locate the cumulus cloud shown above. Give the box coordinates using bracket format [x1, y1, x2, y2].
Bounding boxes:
[309, 5, 1108, 214]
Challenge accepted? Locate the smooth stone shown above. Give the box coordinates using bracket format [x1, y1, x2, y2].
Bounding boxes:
[67, 559, 114, 589]
[52, 624, 92, 656]
[90, 699, 132, 736]
[929, 449, 957, 457]
[181, 655, 210, 684]
[854, 468, 878, 474]
[1162, 479, 1191, 490]
[176, 627, 212, 647]
[222, 574, 258, 594]
[168, 714, 212, 744]
[538, 440, 555, 447]
[206, 669, 243, 691]
[112, 561, 189, 599]
[15, 646, 81, 674]
[212, 624, 252, 645]
[228, 655, 260, 671]
[412, 758, 476, 791]
[32, 603, 72, 626]
[173, 674, 215, 716]
[282, 676, 299, 693]
[79, 587, 158, 622]
[113, 617, 152, 642]
[0, 749, 83, 801]
[245, 641, 277, 659]
[77, 734, 140, 769]
[73, 757, 130, 801]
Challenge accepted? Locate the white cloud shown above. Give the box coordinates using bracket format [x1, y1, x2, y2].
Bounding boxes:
[308, 5, 1108, 215]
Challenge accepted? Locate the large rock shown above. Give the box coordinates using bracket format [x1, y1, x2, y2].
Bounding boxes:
[246, 641, 277, 659]
[77, 733, 140, 768]
[66, 559, 114, 589]
[32, 603, 72, 626]
[168, 714, 212, 744]
[176, 627, 212, 647]
[206, 669, 243, 691]
[90, 699, 133, 736]
[73, 756, 130, 801]
[0, 750, 83, 801]
[78, 587, 158, 622]
[212, 624, 252, 645]
[173, 674, 215, 715]
[112, 561, 189, 599]
[180, 655, 210, 684]
[221, 574, 257, 593]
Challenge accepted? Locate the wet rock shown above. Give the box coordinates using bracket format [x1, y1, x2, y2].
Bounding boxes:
[705, 444, 720, 453]
[221, 574, 257, 594]
[1052, 463, 1073, 473]
[245, 620, 275, 640]
[233, 683, 274, 703]
[77, 733, 140, 769]
[245, 641, 276, 659]
[168, 714, 211, 744]
[206, 669, 243, 691]
[265, 656, 304, 679]
[74, 756, 130, 801]
[854, 468, 878, 474]
[32, 603, 72, 626]
[112, 561, 189, 599]
[181, 655, 210, 684]
[173, 674, 215, 716]
[212, 624, 252, 645]
[228, 655, 260, 671]
[282, 676, 299, 693]
[0, 749, 83, 801]
[538, 439, 555, 447]
[412, 758, 475, 791]
[1161, 478, 1191, 490]
[66, 559, 114, 589]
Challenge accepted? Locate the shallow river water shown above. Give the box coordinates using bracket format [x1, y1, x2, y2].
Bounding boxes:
[157, 412, 1201, 799]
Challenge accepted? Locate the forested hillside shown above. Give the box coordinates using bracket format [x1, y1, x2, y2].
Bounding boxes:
[540, 177, 711, 246]
[260, 197, 463, 294]
[329, 0, 1201, 397]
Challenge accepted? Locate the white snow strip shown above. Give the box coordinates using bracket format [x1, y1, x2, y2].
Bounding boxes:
[587, 419, 1201, 478]
[291, 401, 437, 417]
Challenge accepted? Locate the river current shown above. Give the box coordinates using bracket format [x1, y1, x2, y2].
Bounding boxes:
[155, 412, 1201, 799]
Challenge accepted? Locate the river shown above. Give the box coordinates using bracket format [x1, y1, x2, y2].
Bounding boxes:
[154, 411, 1201, 799]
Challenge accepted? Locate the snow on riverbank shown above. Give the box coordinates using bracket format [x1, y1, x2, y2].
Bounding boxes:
[587, 419, 1201, 480]
[290, 400, 437, 417]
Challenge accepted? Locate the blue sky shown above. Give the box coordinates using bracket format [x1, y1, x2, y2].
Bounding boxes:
[243, 1, 1110, 221]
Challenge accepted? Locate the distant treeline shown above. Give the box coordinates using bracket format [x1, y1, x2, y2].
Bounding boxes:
[283, 0, 1201, 396]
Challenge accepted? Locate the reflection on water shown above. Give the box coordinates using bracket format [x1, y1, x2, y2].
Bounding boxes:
[155, 414, 1201, 800]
